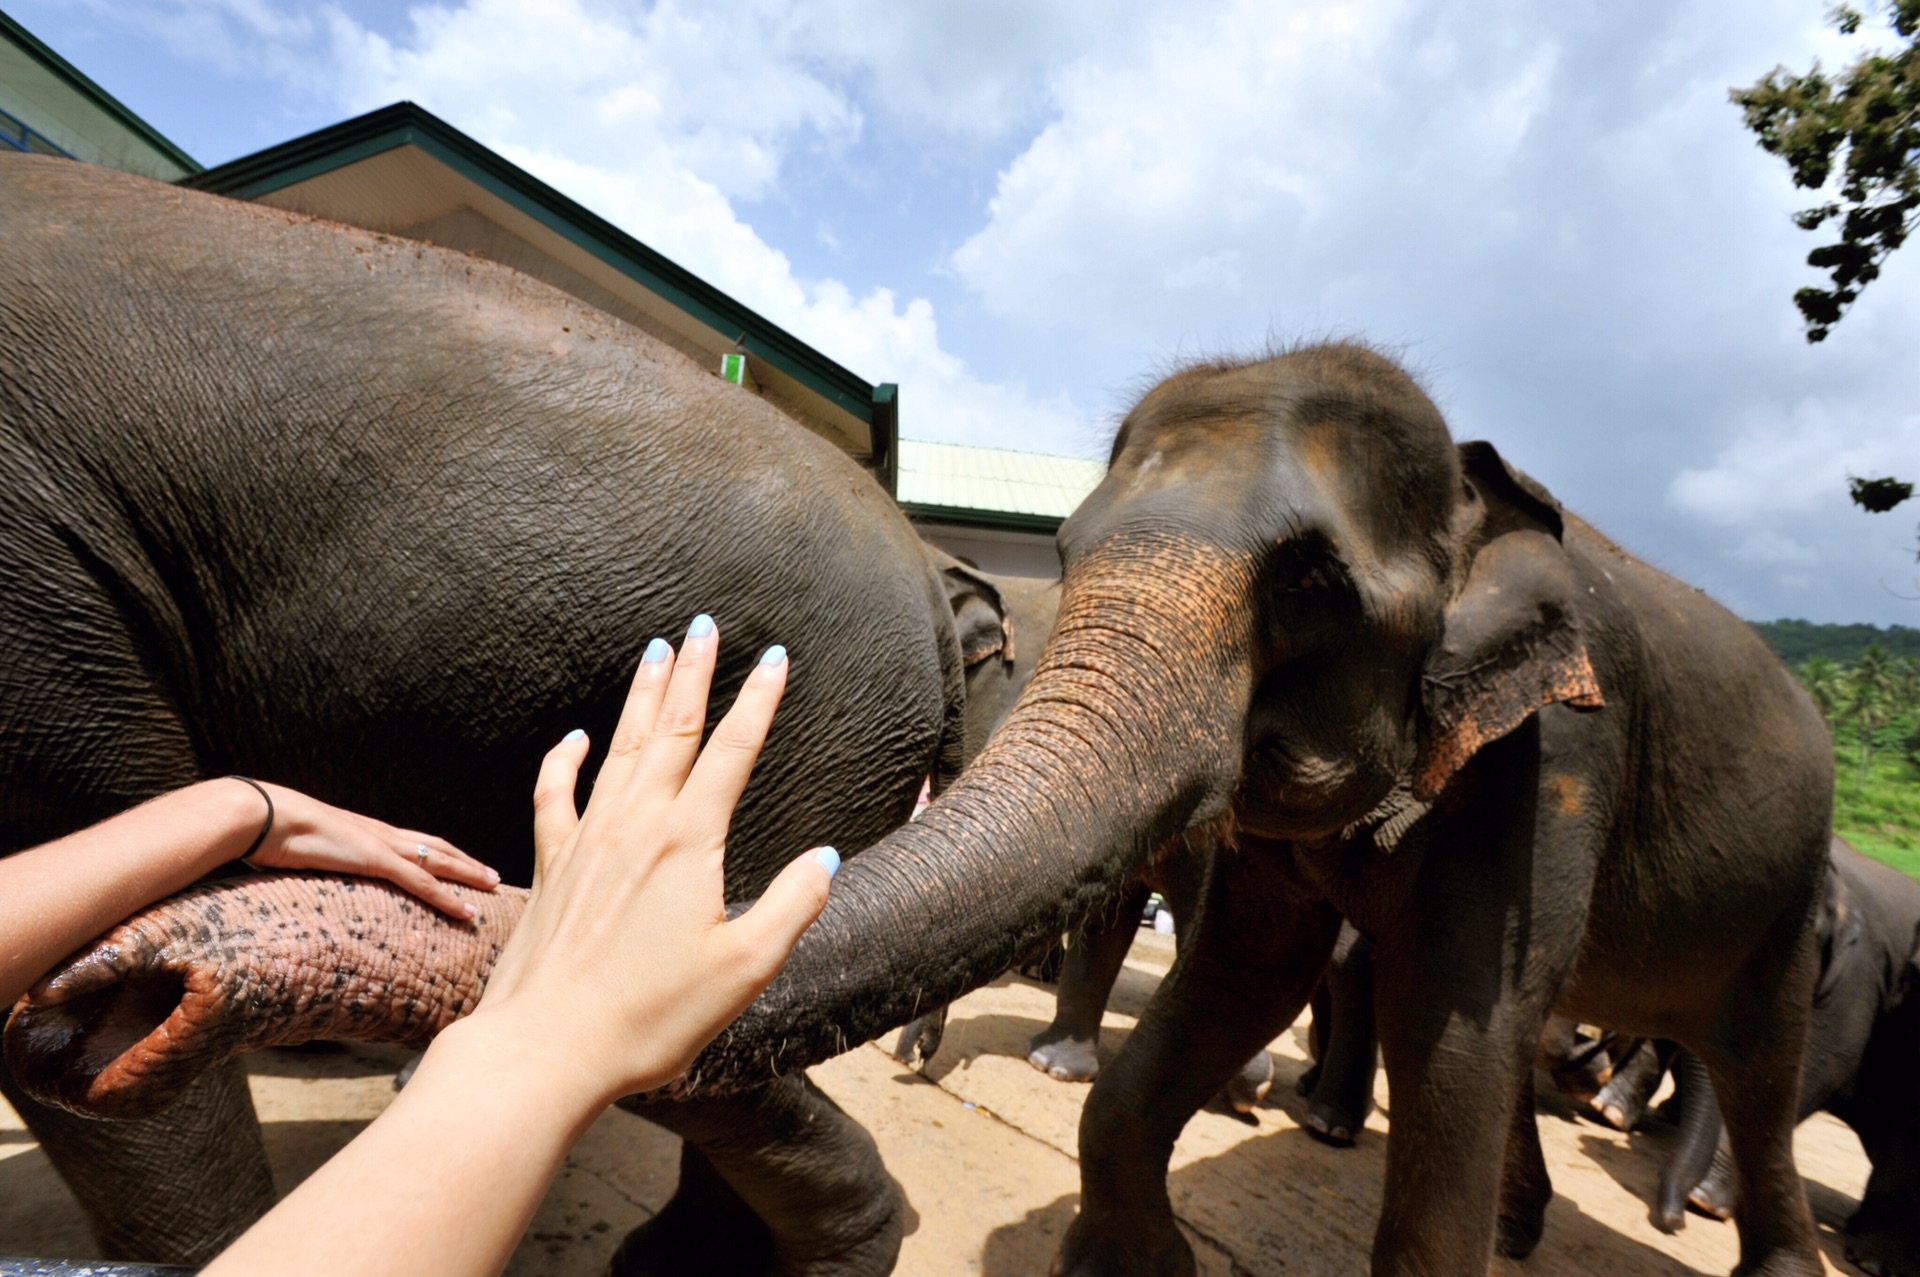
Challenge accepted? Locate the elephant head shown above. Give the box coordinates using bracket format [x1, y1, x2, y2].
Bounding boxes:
[688, 341, 1603, 1092]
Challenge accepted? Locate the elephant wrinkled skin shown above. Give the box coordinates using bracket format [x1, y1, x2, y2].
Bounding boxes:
[0, 154, 995, 1273]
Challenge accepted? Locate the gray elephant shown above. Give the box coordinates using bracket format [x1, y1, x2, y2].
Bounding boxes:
[1659, 838, 1920, 1275]
[0, 155, 1016, 1273]
[24, 344, 1839, 1277]
[1021, 837, 1280, 1115]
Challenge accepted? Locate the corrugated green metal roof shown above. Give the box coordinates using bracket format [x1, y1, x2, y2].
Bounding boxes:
[897, 439, 1106, 532]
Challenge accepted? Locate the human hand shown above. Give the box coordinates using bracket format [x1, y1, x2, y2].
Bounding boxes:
[244, 783, 499, 919]
[468, 616, 835, 1104]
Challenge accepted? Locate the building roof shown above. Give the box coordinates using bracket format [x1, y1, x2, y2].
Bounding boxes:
[0, 11, 199, 179]
[184, 103, 897, 488]
[897, 439, 1106, 533]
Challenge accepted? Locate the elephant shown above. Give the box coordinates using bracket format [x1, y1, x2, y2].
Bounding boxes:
[1659, 838, 1920, 1275]
[1022, 836, 1282, 1116]
[0, 154, 1022, 1273]
[13, 343, 1837, 1275]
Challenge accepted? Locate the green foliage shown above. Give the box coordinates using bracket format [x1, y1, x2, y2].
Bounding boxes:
[1850, 474, 1916, 511]
[1734, 1, 1920, 340]
[1752, 617, 1920, 663]
[1789, 646, 1920, 878]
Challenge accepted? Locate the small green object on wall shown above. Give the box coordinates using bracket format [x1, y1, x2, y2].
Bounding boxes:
[719, 352, 756, 392]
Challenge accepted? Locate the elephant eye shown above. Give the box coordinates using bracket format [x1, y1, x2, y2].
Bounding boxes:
[1293, 567, 1326, 592]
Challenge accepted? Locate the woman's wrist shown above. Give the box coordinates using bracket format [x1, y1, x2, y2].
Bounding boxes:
[426, 1005, 620, 1125]
[185, 779, 275, 878]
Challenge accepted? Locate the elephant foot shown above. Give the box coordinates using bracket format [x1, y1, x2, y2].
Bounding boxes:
[1303, 1069, 1372, 1146]
[1686, 1170, 1735, 1222]
[1847, 1232, 1920, 1277]
[1028, 1028, 1102, 1082]
[1847, 1199, 1920, 1277]
[1592, 1075, 1650, 1131]
[1220, 1049, 1273, 1114]
[891, 1006, 947, 1069]
[1053, 1210, 1195, 1277]
[1294, 1060, 1321, 1097]
[1496, 1204, 1548, 1261]
[1496, 1162, 1551, 1260]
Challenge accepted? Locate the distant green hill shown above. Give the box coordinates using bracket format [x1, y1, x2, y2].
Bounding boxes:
[1750, 619, 1920, 665]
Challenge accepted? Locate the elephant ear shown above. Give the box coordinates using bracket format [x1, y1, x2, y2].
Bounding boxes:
[1411, 441, 1604, 801]
[925, 545, 1015, 667]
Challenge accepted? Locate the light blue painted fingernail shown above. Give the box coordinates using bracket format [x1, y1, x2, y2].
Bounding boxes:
[760, 644, 787, 666]
[642, 637, 671, 663]
[563, 728, 586, 741]
[814, 846, 840, 878]
[688, 614, 715, 638]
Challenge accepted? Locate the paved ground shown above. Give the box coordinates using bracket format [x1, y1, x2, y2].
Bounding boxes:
[2, 930, 1867, 1274]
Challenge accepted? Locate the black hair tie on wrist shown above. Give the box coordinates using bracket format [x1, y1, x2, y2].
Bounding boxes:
[228, 775, 274, 867]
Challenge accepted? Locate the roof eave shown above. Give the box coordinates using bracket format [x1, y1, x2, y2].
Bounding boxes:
[0, 10, 201, 174]
[184, 102, 885, 445]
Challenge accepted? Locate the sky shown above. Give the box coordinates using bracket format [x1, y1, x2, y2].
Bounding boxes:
[15, 0, 1920, 624]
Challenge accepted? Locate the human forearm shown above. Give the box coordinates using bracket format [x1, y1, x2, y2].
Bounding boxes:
[0, 779, 263, 1006]
[201, 1011, 607, 1277]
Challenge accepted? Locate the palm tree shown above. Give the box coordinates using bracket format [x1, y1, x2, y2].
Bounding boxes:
[1849, 647, 1896, 788]
[1798, 656, 1846, 726]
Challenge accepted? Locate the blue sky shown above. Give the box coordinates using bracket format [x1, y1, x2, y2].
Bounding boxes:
[15, 0, 1920, 623]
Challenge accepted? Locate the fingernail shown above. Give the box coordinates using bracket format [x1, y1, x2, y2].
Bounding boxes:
[563, 728, 586, 741]
[642, 637, 671, 664]
[814, 846, 840, 878]
[486, 867, 501, 884]
[688, 614, 714, 638]
[462, 901, 477, 919]
[760, 644, 787, 666]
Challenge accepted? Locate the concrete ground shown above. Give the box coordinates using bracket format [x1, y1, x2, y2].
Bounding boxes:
[2, 929, 1867, 1274]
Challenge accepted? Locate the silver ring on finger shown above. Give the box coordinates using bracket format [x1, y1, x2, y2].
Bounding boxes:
[415, 843, 430, 868]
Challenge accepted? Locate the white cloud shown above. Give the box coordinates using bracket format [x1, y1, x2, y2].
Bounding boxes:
[87, 0, 1094, 451]
[1669, 398, 1920, 527]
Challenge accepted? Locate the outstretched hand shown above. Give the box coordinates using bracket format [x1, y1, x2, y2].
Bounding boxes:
[471, 616, 836, 1103]
[244, 783, 499, 919]
[198, 621, 835, 1277]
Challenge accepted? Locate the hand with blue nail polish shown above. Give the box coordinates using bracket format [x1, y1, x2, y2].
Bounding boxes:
[204, 625, 838, 1277]
[467, 619, 832, 1100]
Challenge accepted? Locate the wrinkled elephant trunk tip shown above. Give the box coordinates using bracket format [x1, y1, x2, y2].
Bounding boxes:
[6, 966, 197, 1120]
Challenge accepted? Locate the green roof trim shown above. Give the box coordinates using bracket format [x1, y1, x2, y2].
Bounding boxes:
[183, 102, 892, 447]
[0, 9, 200, 174]
[900, 502, 1070, 533]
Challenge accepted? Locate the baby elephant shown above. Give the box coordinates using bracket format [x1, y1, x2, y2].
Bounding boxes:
[1658, 839, 1920, 1276]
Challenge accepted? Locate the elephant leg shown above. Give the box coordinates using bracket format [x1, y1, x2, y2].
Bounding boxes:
[615, 1073, 902, 1277]
[1304, 923, 1377, 1144]
[1154, 844, 1277, 1115]
[1368, 945, 1563, 1274]
[1690, 922, 1824, 1277]
[1027, 879, 1152, 1082]
[1593, 1036, 1672, 1131]
[1057, 850, 1341, 1277]
[889, 1003, 948, 1068]
[1846, 1103, 1920, 1277]
[1498, 1070, 1553, 1259]
[0, 1056, 275, 1264]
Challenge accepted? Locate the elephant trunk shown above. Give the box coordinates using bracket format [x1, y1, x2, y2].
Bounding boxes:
[683, 535, 1257, 1096]
[1656, 1049, 1722, 1232]
[5, 874, 522, 1119]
